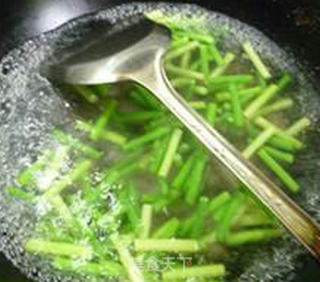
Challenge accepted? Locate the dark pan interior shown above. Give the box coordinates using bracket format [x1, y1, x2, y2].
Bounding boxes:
[1, 1, 320, 281]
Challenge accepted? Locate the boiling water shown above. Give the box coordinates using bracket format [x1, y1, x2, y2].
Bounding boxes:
[1, 3, 320, 282]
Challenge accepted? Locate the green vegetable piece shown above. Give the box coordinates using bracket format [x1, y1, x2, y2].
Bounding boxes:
[277, 73, 292, 90]
[134, 239, 200, 253]
[140, 204, 153, 239]
[91, 99, 117, 140]
[18, 162, 44, 185]
[200, 45, 211, 82]
[74, 85, 99, 104]
[179, 142, 191, 154]
[159, 175, 170, 194]
[149, 135, 171, 173]
[215, 196, 242, 241]
[242, 41, 272, 80]
[53, 257, 124, 277]
[210, 75, 254, 86]
[6, 186, 35, 202]
[158, 129, 183, 178]
[124, 127, 171, 151]
[165, 64, 205, 81]
[180, 49, 192, 69]
[53, 130, 102, 159]
[208, 192, 232, 212]
[189, 197, 210, 238]
[246, 74, 291, 117]
[76, 120, 127, 146]
[189, 101, 207, 109]
[189, 60, 201, 72]
[119, 184, 140, 231]
[172, 153, 197, 191]
[44, 160, 92, 198]
[224, 228, 282, 246]
[209, 43, 224, 66]
[199, 232, 218, 247]
[105, 162, 138, 184]
[256, 98, 293, 117]
[92, 84, 110, 97]
[244, 84, 280, 119]
[263, 145, 295, 164]
[173, 153, 184, 167]
[18, 151, 52, 185]
[184, 79, 197, 100]
[180, 199, 208, 237]
[216, 86, 263, 103]
[115, 111, 163, 123]
[185, 152, 208, 205]
[49, 195, 74, 223]
[171, 78, 208, 96]
[206, 103, 217, 126]
[171, 37, 189, 48]
[130, 91, 152, 109]
[114, 239, 145, 282]
[258, 149, 300, 192]
[211, 52, 236, 78]
[25, 239, 92, 259]
[184, 31, 215, 44]
[162, 264, 225, 280]
[104, 149, 144, 176]
[239, 87, 265, 105]
[213, 198, 233, 223]
[127, 182, 140, 208]
[235, 212, 275, 228]
[258, 74, 267, 88]
[243, 127, 276, 159]
[166, 41, 199, 61]
[143, 192, 170, 212]
[135, 85, 162, 110]
[254, 117, 303, 150]
[229, 84, 244, 127]
[285, 117, 311, 136]
[102, 131, 128, 147]
[267, 135, 301, 152]
[152, 218, 180, 239]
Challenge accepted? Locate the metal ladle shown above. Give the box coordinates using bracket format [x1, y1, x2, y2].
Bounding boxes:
[49, 19, 320, 261]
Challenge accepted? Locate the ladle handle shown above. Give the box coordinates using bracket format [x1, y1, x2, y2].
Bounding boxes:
[130, 52, 320, 262]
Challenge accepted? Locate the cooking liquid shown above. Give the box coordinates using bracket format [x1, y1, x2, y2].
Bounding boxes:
[1, 3, 320, 282]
